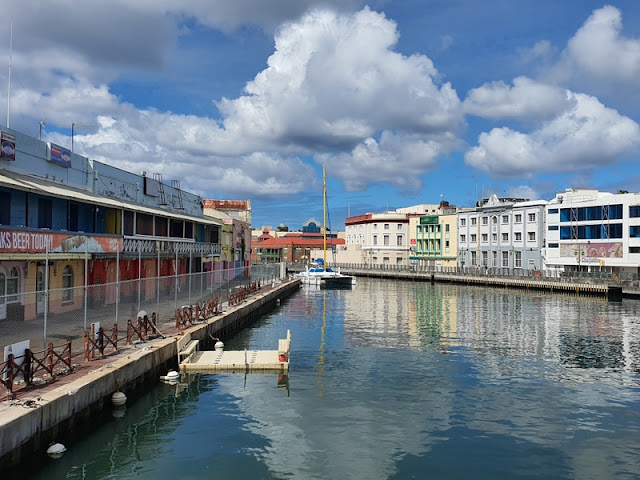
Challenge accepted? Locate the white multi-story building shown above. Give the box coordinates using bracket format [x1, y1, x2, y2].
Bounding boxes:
[457, 194, 546, 271]
[544, 188, 640, 274]
[345, 205, 440, 266]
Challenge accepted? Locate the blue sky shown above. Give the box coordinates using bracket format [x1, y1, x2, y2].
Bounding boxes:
[2, 1, 640, 230]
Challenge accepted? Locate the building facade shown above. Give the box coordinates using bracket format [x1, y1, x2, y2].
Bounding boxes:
[457, 195, 546, 271]
[544, 188, 640, 274]
[0, 126, 224, 322]
[409, 211, 458, 269]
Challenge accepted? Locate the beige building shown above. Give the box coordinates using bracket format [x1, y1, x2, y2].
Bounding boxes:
[344, 205, 441, 266]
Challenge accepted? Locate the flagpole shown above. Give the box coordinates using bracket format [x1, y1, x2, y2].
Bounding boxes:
[6, 20, 12, 128]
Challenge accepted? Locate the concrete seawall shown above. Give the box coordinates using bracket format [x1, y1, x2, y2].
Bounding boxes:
[0, 279, 300, 467]
[339, 268, 623, 299]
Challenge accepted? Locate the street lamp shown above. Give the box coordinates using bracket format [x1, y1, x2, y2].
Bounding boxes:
[39, 119, 46, 140]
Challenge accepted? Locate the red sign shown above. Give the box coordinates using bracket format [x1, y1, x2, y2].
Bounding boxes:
[410, 238, 416, 245]
[0, 229, 122, 253]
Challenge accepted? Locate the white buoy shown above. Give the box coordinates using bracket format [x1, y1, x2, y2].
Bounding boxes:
[111, 391, 127, 406]
[47, 442, 66, 458]
[160, 370, 180, 382]
[215, 340, 224, 351]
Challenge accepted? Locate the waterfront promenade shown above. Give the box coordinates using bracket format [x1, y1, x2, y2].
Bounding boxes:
[0, 278, 300, 466]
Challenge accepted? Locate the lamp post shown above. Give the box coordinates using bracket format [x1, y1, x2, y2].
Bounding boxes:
[39, 119, 46, 140]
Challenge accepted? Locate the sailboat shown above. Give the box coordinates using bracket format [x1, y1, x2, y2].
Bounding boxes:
[295, 166, 356, 288]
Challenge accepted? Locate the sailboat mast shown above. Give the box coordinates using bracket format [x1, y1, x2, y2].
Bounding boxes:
[323, 165, 327, 268]
[6, 21, 12, 128]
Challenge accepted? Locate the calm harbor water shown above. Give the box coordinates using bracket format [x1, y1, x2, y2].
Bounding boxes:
[22, 278, 640, 479]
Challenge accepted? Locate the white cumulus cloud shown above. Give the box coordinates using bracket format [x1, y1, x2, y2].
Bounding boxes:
[465, 92, 640, 177]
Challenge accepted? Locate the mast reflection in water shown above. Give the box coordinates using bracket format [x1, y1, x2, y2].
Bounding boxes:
[20, 278, 640, 479]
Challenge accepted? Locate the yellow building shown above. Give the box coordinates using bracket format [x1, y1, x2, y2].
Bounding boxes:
[409, 213, 458, 269]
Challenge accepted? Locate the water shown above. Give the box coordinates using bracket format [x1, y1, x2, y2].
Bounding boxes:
[18, 278, 640, 479]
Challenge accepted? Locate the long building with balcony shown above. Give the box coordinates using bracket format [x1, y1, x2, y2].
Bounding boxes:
[0, 126, 229, 322]
[409, 204, 458, 269]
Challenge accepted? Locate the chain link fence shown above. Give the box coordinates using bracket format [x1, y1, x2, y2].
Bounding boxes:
[0, 254, 284, 360]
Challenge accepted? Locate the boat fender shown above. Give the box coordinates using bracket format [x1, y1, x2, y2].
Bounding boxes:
[111, 391, 127, 406]
[47, 442, 66, 458]
[160, 370, 180, 381]
[279, 353, 287, 362]
[215, 341, 224, 351]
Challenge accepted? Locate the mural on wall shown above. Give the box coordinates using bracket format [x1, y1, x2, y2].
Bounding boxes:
[560, 242, 623, 259]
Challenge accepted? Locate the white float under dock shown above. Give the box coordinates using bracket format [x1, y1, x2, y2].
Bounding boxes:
[179, 330, 291, 373]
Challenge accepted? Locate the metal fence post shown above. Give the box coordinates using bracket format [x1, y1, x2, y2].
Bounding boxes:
[138, 240, 142, 313]
[84, 239, 88, 332]
[115, 248, 120, 326]
[43, 242, 49, 350]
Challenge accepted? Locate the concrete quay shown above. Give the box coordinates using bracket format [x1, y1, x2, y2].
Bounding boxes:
[0, 279, 300, 467]
[336, 267, 624, 299]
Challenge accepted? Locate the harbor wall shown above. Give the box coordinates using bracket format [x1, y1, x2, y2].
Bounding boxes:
[0, 280, 300, 467]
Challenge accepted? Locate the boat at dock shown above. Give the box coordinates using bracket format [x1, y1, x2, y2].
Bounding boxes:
[295, 165, 355, 288]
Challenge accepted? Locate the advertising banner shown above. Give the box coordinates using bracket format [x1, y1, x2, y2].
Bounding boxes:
[48, 143, 71, 167]
[560, 242, 622, 259]
[0, 131, 16, 160]
[0, 229, 123, 254]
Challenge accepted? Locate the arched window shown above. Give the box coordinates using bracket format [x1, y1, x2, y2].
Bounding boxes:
[62, 265, 73, 303]
[7, 267, 19, 303]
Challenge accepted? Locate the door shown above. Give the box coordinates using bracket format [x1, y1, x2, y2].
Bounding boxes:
[36, 265, 47, 316]
[0, 271, 5, 320]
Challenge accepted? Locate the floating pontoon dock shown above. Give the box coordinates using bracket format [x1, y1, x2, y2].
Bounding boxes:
[179, 330, 291, 373]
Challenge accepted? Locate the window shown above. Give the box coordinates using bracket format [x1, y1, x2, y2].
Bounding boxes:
[155, 217, 168, 236]
[471, 251, 477, 266]
[482, 251, 488, 266]
[502, 215, 509, 224]
[445, 224, 450, 233]
[548, 243, 559, 248]
[383, 257, 389, 264]
[630, 247, 640, 253]
[528, 213, 536, 222]
[502, 251, 509, 267]
[482, 217, 488, 225]
[38, 198, 53, 229]
[124, 211, 134, 236]
[384, 224, 390, 230]
[397, 224, 403, 230]
[528, 232, 536, 241]
[68, 202, 79, 232]
[136, 213, 154, 235]
[373, 257, 378, 264]
[374, 224, 378, 230]
[492, 233, 497, 242]
[460, 234, 466, 243]
[7, 267, 19, 303]
[470, 234, 476, 243]
[631, 206, 640, 218]
[460, 218, 466, 227]
[502, 233, 508, 242]
[515, 251, 522, 268]
[471, 217, 477, 226]
[62, 265, 73, 303]
[492, 251, 497, 266]
[445, 240, 450, 250]
[548, 208, 559, 214]
[396, 235, 403, 246]
[492, 216, 498, 225]
[0, 191, 10, 224]
[482, 233, 488, 242]
[514, 214, 522, 223]
[384, 235, 390, 246]
[548, 225, 559, 231]
[373, 235, 377, 245]
[515, 232, 522, 241]
[631, 226, 640, 238]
